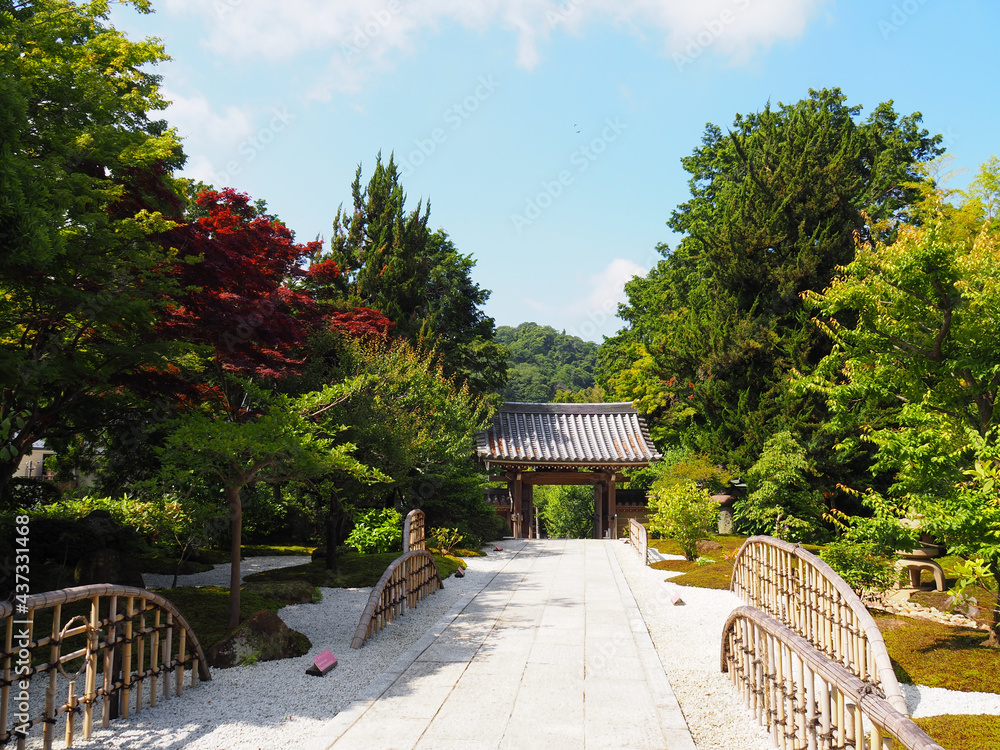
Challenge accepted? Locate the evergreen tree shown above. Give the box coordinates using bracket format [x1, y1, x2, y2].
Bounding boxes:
[601, 89, 942, 480]
[322, 154, 507, 395]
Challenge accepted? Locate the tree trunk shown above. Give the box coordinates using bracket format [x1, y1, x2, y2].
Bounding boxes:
[987, 559, 1000, 649]
[226, 485, 243, 630]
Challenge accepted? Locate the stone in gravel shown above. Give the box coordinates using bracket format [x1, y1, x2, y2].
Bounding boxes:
[207, 610, 312, 668]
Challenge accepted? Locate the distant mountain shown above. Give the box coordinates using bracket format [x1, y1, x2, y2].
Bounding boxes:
[495, 323, 599, 403]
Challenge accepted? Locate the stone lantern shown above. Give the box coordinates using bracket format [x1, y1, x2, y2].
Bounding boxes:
[712, 494, 735, 535]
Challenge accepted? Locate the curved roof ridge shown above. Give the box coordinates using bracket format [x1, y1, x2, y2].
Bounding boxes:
[475, 402, 662, 469]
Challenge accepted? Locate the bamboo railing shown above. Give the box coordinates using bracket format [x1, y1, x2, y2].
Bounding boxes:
[403, 509, 426, 552]
[350, 550, 442, 649]
[1, 584, 211, 749]
[628, 517, 648, 566]
[730, 536, 906, 715]
[722, 606, 942, 750]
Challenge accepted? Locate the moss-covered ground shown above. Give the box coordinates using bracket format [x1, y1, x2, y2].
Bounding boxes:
[647, 535, 746, 589]
[243, 549, 466, 588]
[147, 545, 469, 651]
[912, 714, 1000, 750]
[871, 611, 1000, 693]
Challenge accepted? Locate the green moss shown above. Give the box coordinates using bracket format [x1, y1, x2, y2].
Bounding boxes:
[451, 547, 486, 557]
[135, 555, 212, 576]
[913, 714, 1000, 750]
[244, 549, 463, 588]
[434, 554, 467, 580]
[153, 586, 285, 650]
[872, 611, 1000, 693]
[242, 544, 316, 557]
[648, 535, 747, 589]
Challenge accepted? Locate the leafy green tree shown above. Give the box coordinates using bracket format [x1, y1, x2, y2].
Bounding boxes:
[807, 202, 1000, 642]
[648, 480, 717, 561]
[0, 0, 186, 494]
[346, 507, 403, 554]
[322, 154, 507, 395]
[534, 485, 595, 538]
[157, 383, 379, 628]
[736, 431, 827, 542]
[308, 338, 502, 549]
[600, 89, 942, 477]
[495, 323, 598, 402]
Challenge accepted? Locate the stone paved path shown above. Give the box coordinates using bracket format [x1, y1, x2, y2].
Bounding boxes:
[311, 539, 697, 750]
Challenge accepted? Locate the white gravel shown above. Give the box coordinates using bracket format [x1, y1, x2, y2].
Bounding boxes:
[903, 683, 1000, 718]
[614, 542, 775, 750]
[25, 548, 519, 750]
[141, 555, 313, 589]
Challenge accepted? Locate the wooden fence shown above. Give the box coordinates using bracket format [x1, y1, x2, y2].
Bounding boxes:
[722, 606, 942, 750]
[729, 536, 906, 715]
[2, 584, 210, 749]
[350, 550, 442, 649]
[403, 509, 426, 552]
[628, 517, 648, 566]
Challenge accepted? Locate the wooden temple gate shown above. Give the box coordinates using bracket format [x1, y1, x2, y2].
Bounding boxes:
[476, 402, 661, 539]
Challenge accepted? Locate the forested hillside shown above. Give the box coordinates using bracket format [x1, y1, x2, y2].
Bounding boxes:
[495, 323, 599, 403]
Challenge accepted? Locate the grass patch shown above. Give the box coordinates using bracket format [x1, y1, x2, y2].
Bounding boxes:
[452, 547, 486, 557]
[434, 554, 467, 580]
[914, 714, 1000, 750]
[649, 535, 748, 589]
[242, 544, 316, 557]
[135, 555, 213, 576]
[872, 610, 1000, 693]
[148, 585, 285, 650]
[245, 549, 466, 588]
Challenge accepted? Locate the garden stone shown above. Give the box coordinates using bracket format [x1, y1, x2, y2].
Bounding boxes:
[207, 610, 312, 668]
[696, 540, 723, 554]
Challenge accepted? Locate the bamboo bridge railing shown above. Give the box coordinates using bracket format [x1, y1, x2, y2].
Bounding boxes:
[1, 584, 210, 749]
[729, 536, 907, 716]
[350, 550, 442, 649]
[722, 606, 942, 750]
[628, 517, 648, 565]
[403, 509, 426, 552]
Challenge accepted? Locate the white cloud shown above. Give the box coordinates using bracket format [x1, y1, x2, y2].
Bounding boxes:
[163, 88, 254, 151]
[161, 0, 827, 97]
[524, 257, 647, 342]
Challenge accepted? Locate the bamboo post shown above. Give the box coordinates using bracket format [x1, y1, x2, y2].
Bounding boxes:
[42, 603, 61, 749]
[83, 597, 99, 739]
[15, 611, 33, 750]
[150, 610, 160, 708]
[176, 628, 186, 697]
[135, 601, 146, 714]
[122, 598, 133, 718]
[163, 614, 173, 700]
[102, 595, 117, 728]
[65, 680, 77, 748]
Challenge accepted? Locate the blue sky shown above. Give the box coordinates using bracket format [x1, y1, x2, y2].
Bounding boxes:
[112, 0, 998, 342]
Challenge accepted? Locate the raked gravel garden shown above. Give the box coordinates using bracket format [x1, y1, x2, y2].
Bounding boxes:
[26, 540, 1000, 750]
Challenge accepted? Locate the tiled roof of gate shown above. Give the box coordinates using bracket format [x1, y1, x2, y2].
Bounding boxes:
[475, 402, 661, 469]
